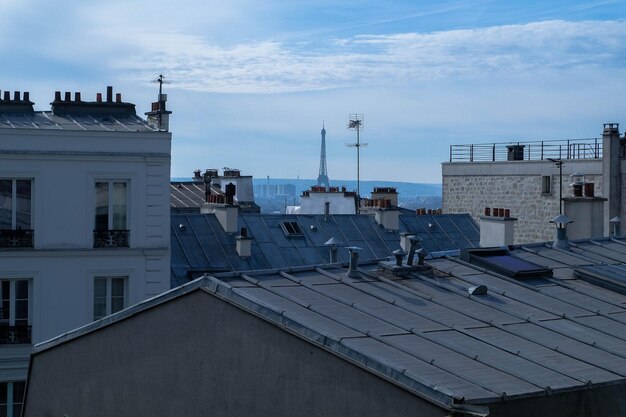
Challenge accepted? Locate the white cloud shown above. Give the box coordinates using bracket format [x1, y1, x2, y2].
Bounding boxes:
[103, 19, 626, 94]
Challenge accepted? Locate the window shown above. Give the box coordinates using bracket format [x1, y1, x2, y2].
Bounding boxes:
[0, 180, 33, 248]
[94, 181, 129, 248]
[93, 276, 127, 321]
[280, 221, 303, 237]
[0, 381, 25, 417]
[0, 280, 31, 344]
[541, 175, 551, 195]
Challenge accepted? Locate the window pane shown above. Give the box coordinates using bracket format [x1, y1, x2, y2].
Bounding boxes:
[12, 381, 25, 403]
[0, 180, 11, 230]
[15, 180, 31, 229]
[111, 278, 125, 297]
[0, 382, 6, 405]
[111, 278, 125, 314]
[14, 281, 28, 300]
[94, 279, 107, 298]
[112, 182, 127, 230]
[93, 278, 107, 320]
[0, 282, 9, 322]
[95, 182, 109, 231]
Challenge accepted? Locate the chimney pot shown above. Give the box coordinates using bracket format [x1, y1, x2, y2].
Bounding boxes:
[64, 92, 71, 102]
[504, 208, 511, 218]
[484, 207, 491, 216]
[23, 92, 29, 102]
[14, 91, 20, 101]
[106, 86, 113, 102]
[54, 91, 61, 101]
[96, 92, 102, 103]
[4, 91, 10, 101]
[74, 92, 81, 102]
[347, 247, 362, 278]
[116, 93, 122, 103]
[240, 227, 248, 238]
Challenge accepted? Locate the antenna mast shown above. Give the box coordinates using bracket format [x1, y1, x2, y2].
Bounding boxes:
[347, 114, 367, 206]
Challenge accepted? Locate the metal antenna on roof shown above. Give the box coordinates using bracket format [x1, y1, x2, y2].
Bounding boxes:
[150, 74, 170, 130]
[346, 114, 367, 211]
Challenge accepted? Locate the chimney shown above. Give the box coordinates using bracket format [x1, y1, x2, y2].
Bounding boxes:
[479, 208, 517, 247]
[116, 93, 122, 103]
[236, 227, 252, 258]
[393, 248, 407, 266]
[406, 236, 421, 266]
[374, 203, 399, 230]
[324, 237, 343, 263]
[3, 91, 10, 101]
[550, 214, 573, 250]
[563, 173, 606, 240]
[74, 92, 81, 102]
[324, 201, 330, 221]
[346, 247, 362, 278]
[602, 123, 621, 236]
[106, 86, 113, 102]
[201, 201, 239, 233]
[64, 91, 71, 101]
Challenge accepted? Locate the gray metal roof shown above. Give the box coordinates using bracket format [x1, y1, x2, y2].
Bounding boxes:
[170, 182, 261, 212]
[0, 111, 156, 132]
[170, 212, 480, 286]
[33, 236, 626, 414]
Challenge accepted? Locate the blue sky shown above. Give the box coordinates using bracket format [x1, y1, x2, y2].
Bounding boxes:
[1, 0, 625, 183]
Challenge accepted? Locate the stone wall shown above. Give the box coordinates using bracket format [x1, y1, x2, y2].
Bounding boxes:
[443, 162, 603, 244]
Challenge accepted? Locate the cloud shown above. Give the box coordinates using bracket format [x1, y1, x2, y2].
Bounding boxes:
[104, 19, 626, 94]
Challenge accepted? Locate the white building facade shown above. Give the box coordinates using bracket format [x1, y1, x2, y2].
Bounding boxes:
[0, 87, 171, 415]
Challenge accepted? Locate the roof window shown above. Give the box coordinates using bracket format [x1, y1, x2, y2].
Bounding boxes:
[461, 248, 552, 279]
[280, 221, 303, 237]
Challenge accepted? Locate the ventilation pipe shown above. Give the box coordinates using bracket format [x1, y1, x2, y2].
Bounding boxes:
[610, 216, 621, 236]
[324, 201, 330, 222]
[347, 246, 362, 278]
[550, 214, 573, 250]
[393, 249, 406, 266]
[406, 236, 422, 266]
[324, 237, 343, 263]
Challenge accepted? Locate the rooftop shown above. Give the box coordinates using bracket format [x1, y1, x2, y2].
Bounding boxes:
[35, 235, 626, 414]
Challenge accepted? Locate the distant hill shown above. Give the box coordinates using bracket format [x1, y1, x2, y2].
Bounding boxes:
[253, 178, 442, 197]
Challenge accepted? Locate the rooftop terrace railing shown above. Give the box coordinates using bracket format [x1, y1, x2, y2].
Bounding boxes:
[449, 138, 602, 162]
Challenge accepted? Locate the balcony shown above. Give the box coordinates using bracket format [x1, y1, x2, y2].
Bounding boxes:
[0, 325, 31, 344]
[93, 230, 129, 248]
[0, 229, 34, 248]
[449, 138, 602, 162]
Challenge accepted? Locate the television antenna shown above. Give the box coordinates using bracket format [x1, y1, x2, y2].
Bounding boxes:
[548, 158, 564, 214]
[346, 114, 367, 204]
[151, 74, 170, 129]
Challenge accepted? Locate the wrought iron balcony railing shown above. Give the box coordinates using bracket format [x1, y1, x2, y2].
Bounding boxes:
[0, 229, 34, 248]
[93, 230, 129, 248]
[0, 325, 32, 344]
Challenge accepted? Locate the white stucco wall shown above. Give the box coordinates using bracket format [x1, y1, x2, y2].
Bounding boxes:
[0, 125, 171, 381]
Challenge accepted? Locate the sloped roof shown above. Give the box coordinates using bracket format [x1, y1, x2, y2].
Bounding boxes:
[170, 212, 480, 286]
[0, 112, 156, 132]
[33, 236, 626, 416]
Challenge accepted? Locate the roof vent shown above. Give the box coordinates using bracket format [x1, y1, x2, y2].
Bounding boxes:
[550, 214, 573, 250]
[468, 285, 488, 296]
[324, 237, 343, 263]
[346, 246, 361, 278]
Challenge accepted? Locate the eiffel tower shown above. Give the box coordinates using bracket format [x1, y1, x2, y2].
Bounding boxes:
[317, 124, 330, 189]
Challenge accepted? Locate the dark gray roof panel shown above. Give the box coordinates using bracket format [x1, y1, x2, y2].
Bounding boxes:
[170, 212, 481, 286]
[0, 111, 156, 131]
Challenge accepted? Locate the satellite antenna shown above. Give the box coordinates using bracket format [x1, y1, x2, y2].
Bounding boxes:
[346, 114, 367, 204]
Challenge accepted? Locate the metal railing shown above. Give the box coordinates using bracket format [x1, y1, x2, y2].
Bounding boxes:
[0, 325, 31, 344]
[0, 229, 34, 248]
[449, 138, 602, 162]
[93, 230, 130, 248]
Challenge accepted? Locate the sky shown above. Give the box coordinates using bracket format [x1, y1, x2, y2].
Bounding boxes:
[1, 1, 626, 183]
